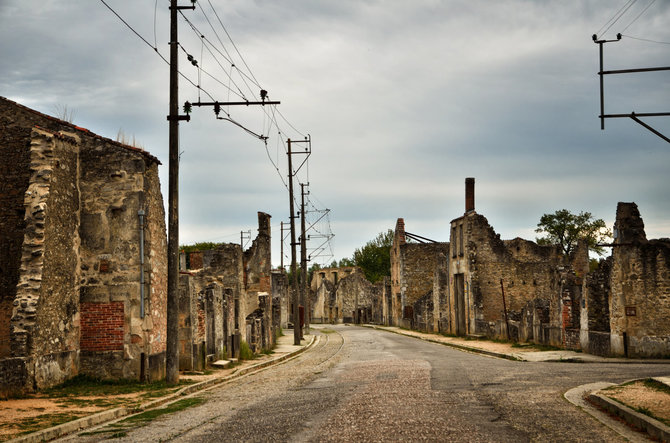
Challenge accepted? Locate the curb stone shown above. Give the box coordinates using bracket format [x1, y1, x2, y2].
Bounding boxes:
[363, 325, 521, 361]
[588, 392, 670, 442]
[10, 335, 317, 443]
[365, 325, 670, 364]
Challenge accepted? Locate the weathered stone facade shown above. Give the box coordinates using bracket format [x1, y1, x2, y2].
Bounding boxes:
[607, 203, 670, 357]
[0, 97, 167, 395]
[310, 267, 383, 325]
[390, 218, 450, 330]
[385, 179, 668, 358]
[447, 196, 588, 346]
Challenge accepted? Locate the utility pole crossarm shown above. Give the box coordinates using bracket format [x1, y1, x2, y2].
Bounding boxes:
[189, 100, 280, 107]
[593, 33, 670, 143]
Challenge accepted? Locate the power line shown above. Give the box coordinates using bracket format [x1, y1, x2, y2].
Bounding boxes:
[623, 34, 670, 45]
[205, 0, 262, 88]
[596, 0, 637, 39]
[98, 0, 214, 101]
[621, 0, 656, 33]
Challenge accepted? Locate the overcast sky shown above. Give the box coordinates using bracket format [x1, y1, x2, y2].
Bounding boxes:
[1, 0, 669, 268]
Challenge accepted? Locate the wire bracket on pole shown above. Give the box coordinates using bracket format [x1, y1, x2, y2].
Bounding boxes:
[593, 33, 670, 143]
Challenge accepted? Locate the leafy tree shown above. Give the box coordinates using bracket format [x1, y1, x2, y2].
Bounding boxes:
[338, 257, 355, 267]
[180, 241, 225, 253]
[535, 209, 612, 256]
[352, 229, 394, 283]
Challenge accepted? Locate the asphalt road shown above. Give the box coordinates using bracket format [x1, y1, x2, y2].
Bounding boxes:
[63, 325, 670, 442]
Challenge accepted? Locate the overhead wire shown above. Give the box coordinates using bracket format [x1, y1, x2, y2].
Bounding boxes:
[622, 34, 670, 45]
[621, 0, 656, 33]
[596, 0, 637, 38]
[106, 0, 332, 259]
[98, 0, 214, 101]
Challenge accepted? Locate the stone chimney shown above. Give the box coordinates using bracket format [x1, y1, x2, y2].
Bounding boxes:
[465, 177, 475, 213]
[395, 218, 406, 246]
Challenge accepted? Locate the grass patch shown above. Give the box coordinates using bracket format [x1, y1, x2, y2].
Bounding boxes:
[642, 378, 670, 394]
[15, 412, 88, 435]
[43, 375, 193, 399]
[320, 328, 336, 334]
[238, 340, 255, 361]
[121, 397, 206, 425]
[511, 342, 563, 352]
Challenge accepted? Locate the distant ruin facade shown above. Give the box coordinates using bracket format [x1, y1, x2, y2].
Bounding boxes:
[178, 212, 282, 369]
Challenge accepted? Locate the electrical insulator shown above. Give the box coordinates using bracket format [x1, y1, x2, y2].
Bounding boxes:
[183, 101, 192, 115]
[214, 102, 221, 116]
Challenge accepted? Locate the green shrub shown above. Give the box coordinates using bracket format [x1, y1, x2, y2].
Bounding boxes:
[238, 340, 254, 361]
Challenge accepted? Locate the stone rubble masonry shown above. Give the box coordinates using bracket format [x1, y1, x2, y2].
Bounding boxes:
[310, 267, 382, 325]
[0, 96, 167, 394]
[608, 202, 670, 357]
[448, 211, 587, 346]
[178, 212, 277, 361]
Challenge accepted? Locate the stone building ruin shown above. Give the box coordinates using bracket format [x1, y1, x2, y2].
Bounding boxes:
[178, 212, 282, 369]
[383, 178, 669, 358]
[310, 267, 383, 324]
[0, 97, 167, 395]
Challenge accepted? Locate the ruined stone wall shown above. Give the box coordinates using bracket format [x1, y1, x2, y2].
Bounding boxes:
[0, 97, 166, 386]
[310, 267, 356, 291]
[178, 274, 201, 371]
[413, 291, 434, 332]
[610, 203, 670, 357]
[242, 213, 272, 348]
[450, 212, 584, 345]
[0, 115, 32, 359]
[390, 219, 405, 326]
[77, 134, 162, 380]
[13, 129, 81, 390]
[335, 269, 376, 323]
[581, 257, 612, 356]
[143, 163, 167, 378]
[272, 271, 289, 329]
[311, 279, 331, 324]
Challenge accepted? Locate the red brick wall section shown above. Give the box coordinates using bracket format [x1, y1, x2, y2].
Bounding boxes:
[81, 302, 125, 351]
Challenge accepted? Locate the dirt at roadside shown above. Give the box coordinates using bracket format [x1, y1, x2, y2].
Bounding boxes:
[0, 354, 274, 442]
[597, 379, 670, 426]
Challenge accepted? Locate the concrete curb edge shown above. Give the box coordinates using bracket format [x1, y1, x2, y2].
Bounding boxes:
[10, 334, 317, 443]
[587, 392, 670, 442]
[363, 325, 522, 361]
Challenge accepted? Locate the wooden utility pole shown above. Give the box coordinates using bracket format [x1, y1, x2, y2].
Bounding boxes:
[287, 140, 300, 345]
[500, 279, 510, 341]
[286, 136, 311, 345]
[166, 0, 194, 385]
[300, 182, 309, 332]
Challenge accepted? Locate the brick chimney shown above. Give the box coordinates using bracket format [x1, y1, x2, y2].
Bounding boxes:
[465, 177, 475, 213]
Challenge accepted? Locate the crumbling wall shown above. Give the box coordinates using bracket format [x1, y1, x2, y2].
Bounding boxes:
[12, 129, 81, 391]
[610, 203, 670, 357]
[242, 212, 272, 349]
[391, 218, 449, 329]
[0, 111, 32, 359]
[390, 218, 405, 326]
[143, 162, 167, 379]
[413, 291, 434, 332]
[335, 269, 377, 324]
[0, 97, 167, 388]
[311, 278, 332, 324]
[77, 133, 162, 380]
[581, 257, 612, 356]
[450, 212, 586, 345]
[272, 270, 289, 329]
